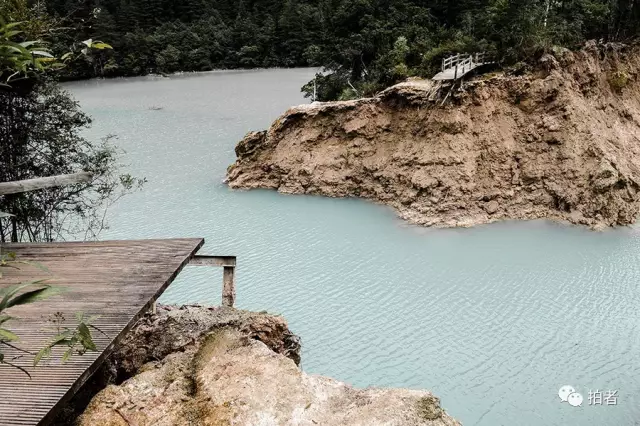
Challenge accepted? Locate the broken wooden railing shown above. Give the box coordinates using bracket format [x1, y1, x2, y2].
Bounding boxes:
[0, 171, 93, 195]
[434, 52, 495, 81]
[0, 172, 94, 242]
[188, 255, 237, 307]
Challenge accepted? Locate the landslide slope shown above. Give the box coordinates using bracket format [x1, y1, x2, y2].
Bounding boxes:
[227, 43, 640, 229]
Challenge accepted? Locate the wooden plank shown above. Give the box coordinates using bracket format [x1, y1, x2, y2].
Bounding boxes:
[0, 172, 93, 196]
[0, 238, 204, 426]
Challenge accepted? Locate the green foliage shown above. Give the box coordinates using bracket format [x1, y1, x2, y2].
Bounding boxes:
[0, 14, 112, 85]
[34, 311, 105, 366]
[0, 15, 144, 243]
[0, 12, 124, 377]
[0, 281, 60, 311]
[155, 44, 181, 73]
[0, 255, 103, 374]
[608, 70, 629, 93]
[301, 72, 352, 103]
[338, 87, 359, 101]
[8, 0, 628, 99]
[0, 0, 59, 41]
[0, 18, 57, 86]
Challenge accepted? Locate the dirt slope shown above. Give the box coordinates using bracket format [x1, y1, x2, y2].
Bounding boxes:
[226, 42, 640, 229]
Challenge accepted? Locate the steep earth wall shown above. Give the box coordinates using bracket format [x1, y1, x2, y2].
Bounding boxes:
[226, 42, 640, 229]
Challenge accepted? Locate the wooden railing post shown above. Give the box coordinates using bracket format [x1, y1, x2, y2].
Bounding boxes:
[222, 266, 236, 307]
[188, 255, 237, 308]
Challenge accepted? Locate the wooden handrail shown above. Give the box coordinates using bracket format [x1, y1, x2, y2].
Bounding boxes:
[189, 255, 237, 307]
[441, 51, 494, 74]
[435, 51, 495, 81]
[0, 172, 93, 196]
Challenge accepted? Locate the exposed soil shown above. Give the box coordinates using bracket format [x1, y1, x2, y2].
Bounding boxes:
[226, 42, 640, 230]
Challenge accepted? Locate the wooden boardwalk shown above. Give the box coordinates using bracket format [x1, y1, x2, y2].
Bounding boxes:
[432, 52, 494, 81]
[0, 238, 230, 425]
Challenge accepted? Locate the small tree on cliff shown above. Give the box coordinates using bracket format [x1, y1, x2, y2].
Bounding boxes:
[0, 17, 143, 242]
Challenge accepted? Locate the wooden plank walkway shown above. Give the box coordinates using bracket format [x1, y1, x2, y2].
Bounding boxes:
[0, 238, 205, 426]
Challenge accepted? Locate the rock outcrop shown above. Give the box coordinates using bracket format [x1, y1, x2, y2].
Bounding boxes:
[53, 306, 301, 424]
[226, 42, 640, 229]
[69, 306, 459, 426]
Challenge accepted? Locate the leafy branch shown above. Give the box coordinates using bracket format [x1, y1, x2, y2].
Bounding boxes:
[35, 311, 106, 365]
[0, 18, 57, 86]
[60, 38, 112, 63]
[0, 18, 112, 87]
[0, 253, 104, 375]
[0, 279, 61, 376]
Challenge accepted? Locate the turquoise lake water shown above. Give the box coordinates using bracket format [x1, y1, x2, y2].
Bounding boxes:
[65, 69, 640, 426]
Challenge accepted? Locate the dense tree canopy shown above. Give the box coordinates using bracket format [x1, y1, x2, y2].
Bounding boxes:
[35, 0, 640, 99]
[9, 0, 640, 98]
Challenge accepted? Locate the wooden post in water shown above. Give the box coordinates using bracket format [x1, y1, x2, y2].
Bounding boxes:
[222, 266, 236, 307]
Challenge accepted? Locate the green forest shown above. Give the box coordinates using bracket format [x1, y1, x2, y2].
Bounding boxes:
[2, 0, 639, 100]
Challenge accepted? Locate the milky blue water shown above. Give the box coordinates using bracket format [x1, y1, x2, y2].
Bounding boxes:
[64, 69, 640, 426]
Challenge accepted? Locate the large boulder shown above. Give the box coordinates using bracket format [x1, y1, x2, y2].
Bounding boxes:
[77, 327, 459, 426]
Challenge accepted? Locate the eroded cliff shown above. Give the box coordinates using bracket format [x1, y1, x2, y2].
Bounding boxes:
[226, 43, 640, 229]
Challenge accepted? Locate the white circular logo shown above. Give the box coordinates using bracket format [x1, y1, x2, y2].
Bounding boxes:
[558, 385, 576, 402]
[567, 392, 583, 407]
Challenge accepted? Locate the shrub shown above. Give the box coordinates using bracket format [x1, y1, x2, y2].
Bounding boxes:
[608, 70, 629, 93]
